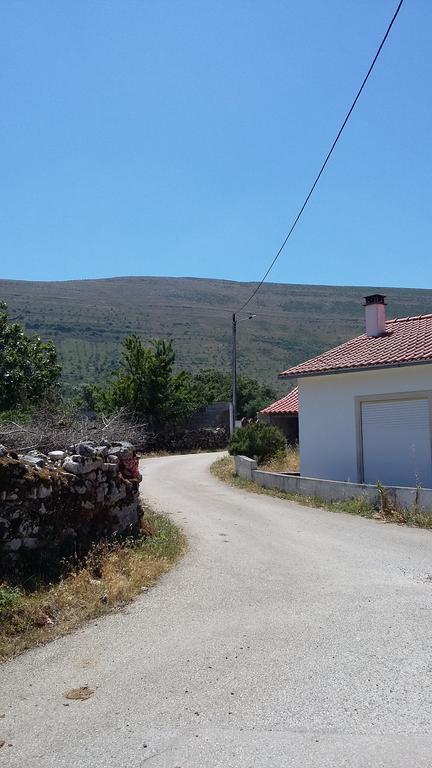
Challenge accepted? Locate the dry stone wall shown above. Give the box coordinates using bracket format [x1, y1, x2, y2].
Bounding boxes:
[143, 426, 227, 453]
[0, 440, 142, 577]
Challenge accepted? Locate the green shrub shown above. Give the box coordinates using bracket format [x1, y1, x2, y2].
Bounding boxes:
[0, 585, 22, 617]
[228, 421, 286, 464]
[0, 301, 61, 413]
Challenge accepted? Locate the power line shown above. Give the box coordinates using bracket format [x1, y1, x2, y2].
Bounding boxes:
[237, 0, 405, 314]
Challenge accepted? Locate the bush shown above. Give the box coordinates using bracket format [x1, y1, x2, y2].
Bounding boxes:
[0, 584, 22, 617]
[228, 421, 286, 464]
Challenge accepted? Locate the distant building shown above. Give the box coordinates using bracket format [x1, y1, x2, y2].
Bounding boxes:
[259, 387, 299, 444]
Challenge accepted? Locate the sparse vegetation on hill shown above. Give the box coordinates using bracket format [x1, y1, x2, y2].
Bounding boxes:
[2, 276, 432, 395]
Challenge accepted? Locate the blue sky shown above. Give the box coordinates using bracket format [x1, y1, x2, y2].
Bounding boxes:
[1, 1, 430, 288]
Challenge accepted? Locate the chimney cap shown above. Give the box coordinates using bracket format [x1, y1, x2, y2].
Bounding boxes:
[364, 293, 386, 306]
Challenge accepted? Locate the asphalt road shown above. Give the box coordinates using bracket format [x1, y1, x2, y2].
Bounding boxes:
[1, 452, 432, 768]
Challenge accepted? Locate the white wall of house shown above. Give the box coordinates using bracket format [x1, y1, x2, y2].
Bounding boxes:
[298, 364, 432, 485]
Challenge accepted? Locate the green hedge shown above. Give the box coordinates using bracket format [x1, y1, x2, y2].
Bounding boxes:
[228, 421, 286, 464]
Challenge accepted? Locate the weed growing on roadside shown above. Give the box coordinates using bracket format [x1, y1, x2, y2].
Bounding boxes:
[0, 585, 22, 616]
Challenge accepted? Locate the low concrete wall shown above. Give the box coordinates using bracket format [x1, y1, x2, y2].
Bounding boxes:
[234, 455, 432, 512]
[234, 455, 257, 480]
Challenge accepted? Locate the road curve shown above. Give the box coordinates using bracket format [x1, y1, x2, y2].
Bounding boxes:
[1, 452, 432, 768]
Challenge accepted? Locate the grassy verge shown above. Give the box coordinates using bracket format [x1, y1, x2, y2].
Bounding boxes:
[260, 445, 299, 473]
[0, 508, 186, 663]
[211, 456, 432, 530]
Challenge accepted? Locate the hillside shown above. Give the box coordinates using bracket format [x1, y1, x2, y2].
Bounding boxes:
[1, 276, 432, 395]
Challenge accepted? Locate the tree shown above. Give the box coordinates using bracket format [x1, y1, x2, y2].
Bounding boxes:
[0, 302, 61, 413]
[102, 336, 199, 427]
[98, 337, 277, 426]
[192, 369, 276, 419]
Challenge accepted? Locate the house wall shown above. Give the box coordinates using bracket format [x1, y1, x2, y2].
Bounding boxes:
[298, 364, 432, 483]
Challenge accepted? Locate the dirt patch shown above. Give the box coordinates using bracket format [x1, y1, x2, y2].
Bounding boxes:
[64, 686, 94, 701]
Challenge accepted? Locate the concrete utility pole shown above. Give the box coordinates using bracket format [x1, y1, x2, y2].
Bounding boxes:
[230, 313, 256, 435]
[231, 313, 237, 435]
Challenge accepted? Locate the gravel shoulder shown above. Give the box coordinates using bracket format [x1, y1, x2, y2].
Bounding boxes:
[1, 452, 432, 768]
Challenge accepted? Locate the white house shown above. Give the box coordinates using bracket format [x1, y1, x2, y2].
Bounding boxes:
[279, 295, 432, 489]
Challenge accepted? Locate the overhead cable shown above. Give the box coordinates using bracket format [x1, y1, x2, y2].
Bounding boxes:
[237, 0, 405, 314]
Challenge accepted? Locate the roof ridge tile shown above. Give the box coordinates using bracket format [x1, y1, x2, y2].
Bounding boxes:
[280, 313, 432, 378]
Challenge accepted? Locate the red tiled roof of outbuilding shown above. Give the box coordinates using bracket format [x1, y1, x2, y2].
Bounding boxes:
[279, 314, 432, 379]
[260, 387, 299, 415]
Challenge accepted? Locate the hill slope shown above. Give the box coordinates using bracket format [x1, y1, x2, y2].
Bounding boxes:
[1, 276, 432, 394]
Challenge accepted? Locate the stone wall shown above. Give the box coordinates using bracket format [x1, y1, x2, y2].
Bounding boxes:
[143, 426, 228, 453]
[188, 402, 231, 430]
[0, 440, 142, 577]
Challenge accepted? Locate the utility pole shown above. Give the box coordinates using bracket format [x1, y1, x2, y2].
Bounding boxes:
[231, 312, 237, 435]
[230, 313, 256, 435]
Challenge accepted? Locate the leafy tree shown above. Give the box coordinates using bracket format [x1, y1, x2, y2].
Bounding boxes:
[0, 302, 61, 413]
[68, 383, 100, 413]
[228, 421, 286, 464]
[193, 369, 276, 418]
[101, 336, 199, 427]
[97, 337, 277, 426]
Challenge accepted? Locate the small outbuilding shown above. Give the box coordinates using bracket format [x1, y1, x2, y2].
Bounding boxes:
[259, 388, 299, 444]
[279, 295, 432, 489]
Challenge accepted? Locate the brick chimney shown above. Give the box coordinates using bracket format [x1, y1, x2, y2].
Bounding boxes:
[364, 294, 387, 337]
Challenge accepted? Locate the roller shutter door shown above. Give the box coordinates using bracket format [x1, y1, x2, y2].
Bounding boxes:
[361, 398, 432, 488]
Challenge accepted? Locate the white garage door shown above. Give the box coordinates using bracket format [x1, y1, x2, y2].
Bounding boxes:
[361, 398, 432, 488]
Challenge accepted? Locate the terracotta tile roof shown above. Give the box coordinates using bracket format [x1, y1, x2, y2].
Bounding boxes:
[260, 387, 299, 415]
[280, 314, 432, 379]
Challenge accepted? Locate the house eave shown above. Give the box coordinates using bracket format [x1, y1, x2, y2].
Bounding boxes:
[278, 358, 432, 381]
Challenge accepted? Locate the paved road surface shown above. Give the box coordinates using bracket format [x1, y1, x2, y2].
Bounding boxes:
[1, 453, 432, 767]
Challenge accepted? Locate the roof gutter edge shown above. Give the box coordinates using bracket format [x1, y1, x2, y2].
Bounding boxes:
[278, 358, 432, 381]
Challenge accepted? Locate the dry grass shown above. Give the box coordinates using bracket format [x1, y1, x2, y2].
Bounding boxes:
[260, 445, 299, 473]
[211, 456, 432, 530]
[0, 509, 186, 662]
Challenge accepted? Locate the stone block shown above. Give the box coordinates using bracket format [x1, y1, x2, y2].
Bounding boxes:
[22, 455, 47, 468]
[48, 450, 66, 462]
[96, 486, 105, 504]
[38, 484, 52, 498]
[6, 538, 22, 551]
[22, 537, 39, 550]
